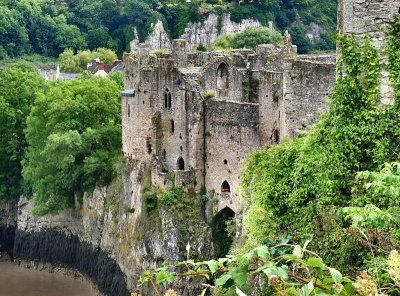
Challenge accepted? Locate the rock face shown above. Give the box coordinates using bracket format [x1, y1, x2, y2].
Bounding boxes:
[131, 14, 261, 52]
[0, 201, 17, 260]
[1, 162, 214, 296]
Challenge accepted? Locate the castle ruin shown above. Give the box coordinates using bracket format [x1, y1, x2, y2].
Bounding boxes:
[121, 35, 336, 217]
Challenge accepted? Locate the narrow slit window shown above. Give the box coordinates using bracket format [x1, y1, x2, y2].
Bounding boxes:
[170, 119, 175, 134]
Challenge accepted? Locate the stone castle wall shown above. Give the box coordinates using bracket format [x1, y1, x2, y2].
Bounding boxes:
[338, 0, 400, 104]
[122, 38, 336, 216]
[204, 100, 259, 213]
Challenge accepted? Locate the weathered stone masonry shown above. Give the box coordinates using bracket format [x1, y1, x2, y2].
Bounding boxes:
[338, 0, 400, 104]
[122, 36, 336, 217]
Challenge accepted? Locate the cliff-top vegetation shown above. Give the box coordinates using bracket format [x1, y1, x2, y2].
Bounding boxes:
[0, 0, 336, 61]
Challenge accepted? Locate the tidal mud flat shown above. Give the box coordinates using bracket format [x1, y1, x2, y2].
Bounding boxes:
[0, 261, 98, 296]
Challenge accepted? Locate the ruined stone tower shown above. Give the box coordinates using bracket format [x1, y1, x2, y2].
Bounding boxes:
[338, 0, 400, 104]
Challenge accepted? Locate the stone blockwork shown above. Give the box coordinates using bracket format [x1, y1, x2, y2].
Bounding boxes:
[122, 36, 336, 218]
[338, 0, 400, 103]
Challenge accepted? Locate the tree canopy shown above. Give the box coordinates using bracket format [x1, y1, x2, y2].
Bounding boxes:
[23, 77, 122, 215]
[0, 0, 336, 58]
[0, 63, 46, 200]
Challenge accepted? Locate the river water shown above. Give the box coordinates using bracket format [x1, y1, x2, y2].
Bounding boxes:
[0, 262, 97, 296]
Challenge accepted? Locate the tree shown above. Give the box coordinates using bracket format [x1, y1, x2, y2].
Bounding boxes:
[0, 63, 46, 200]
[23, 77, 122, 215]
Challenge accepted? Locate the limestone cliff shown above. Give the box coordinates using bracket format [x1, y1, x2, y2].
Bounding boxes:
[0, 161, 214, 296]
[131, 14, 262, 52]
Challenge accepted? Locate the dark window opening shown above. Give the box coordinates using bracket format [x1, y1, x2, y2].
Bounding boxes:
[170, 119, 175, 134]
[164, 93, 168, 108]
[164, 88, 172, 109]
[273, 128, 280, 144]
[223, 159, 228, 165]
[221, 180, 231, 193]
[177, 157, 185, 170]
[163, 149, 166, 161]
[146, 140, 152, 154]
[180, 146, 183, 152]
[211, 207, 235, 257]
[127, 104, 131, 117]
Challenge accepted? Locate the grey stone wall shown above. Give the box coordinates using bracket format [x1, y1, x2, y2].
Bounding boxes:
[204, 100, 259, 213]
[282, 59, 336, 139]
[338, 0, 400, 104]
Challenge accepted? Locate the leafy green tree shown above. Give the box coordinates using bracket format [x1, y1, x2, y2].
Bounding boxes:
[59, 48, 118, 72]
[0, 63, 46, 200]
[23, 77, 122, 215]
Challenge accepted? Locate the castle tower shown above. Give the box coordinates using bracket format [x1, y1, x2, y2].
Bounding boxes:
[338, 0, 400, 104]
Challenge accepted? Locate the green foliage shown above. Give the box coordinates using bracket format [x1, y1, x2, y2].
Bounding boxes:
[59, 48, 118, 73]
[0, 0, 336, 58]
[138, 240, 380, 296]
[211, 27, 283, 51]
[143, 187, 159, 212]
[0, 63, 46, 200]
[159, 186, 185, 208]
[239, 25, 400, 281]
[23, 77, 122, 215]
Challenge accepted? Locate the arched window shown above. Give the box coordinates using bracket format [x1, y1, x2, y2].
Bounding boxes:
[170, 119, 175, 134]
[177, 157, 185, 170]
[164, 88, 172, 109]
[163, 149, 167, 161]
[217, 63, 228, 90]
[221, 180, 230, 193]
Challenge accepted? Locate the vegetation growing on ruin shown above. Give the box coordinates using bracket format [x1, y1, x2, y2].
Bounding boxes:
[0, 0, 336, 60]
[211, 27, 283, 51]
[138, 21, 400, 296]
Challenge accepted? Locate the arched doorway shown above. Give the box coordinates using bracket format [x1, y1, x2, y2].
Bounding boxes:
[211, 207, 235, 257]
[217, 63, 228, 90]
[177, 157, 185, 170]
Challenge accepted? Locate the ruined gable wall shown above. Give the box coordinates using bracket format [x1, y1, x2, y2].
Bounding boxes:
[200, 56, 248, 103]
[204, 101, 259, 213]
